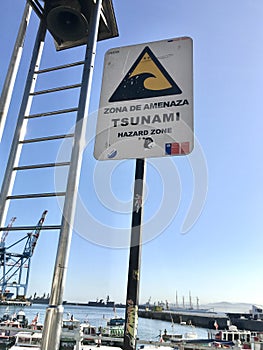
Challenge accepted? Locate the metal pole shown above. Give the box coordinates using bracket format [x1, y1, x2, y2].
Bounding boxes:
[0, 19, 46, 232]
[40, 1, 103, 349]
[0, 2, 32, 142]
[123, 158, 146, 350]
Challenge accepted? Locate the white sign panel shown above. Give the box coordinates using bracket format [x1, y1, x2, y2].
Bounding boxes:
[94, 37, 193, 160]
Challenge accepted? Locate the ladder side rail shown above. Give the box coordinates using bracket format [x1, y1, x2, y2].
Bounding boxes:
[41, 0, 103, 349]
[27, 0, 44, 20]
[0, 3, 32, 142]
[0, 21, 47, 229]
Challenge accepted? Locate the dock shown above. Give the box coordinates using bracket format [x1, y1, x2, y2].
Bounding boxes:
[138, 309, 263, 332]
[138, 309, 229, 329]
[0, 300, 32, 307]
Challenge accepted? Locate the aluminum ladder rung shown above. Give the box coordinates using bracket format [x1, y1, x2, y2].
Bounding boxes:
[19, 133, 74, 144]
[6, 192, 66, 200]
[13, 161, 70, 171]
[0, 225, 61, 231]
[29, 83, 81, 96]
[35, 60, 85, 74]
[25, 107, 78, 119]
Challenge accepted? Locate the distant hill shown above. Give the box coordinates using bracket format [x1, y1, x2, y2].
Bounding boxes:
[201, 302, 261, 313]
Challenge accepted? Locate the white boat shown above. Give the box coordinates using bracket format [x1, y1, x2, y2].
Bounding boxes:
[100, 316, 125, 338]
[80, 321, 97, 343]
[138, 345, 177, 350]
[170, 331, 198, 343]
[215, 325, 251, 343]
[9, 331, 41, 350]
[0, 330, 15, 347]
[62, 316, 80, 331]
[16, 310, 29, 328]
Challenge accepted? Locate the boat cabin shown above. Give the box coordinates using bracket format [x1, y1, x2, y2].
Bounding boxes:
[215, 326, 251, 343]
[16, 310, 28, 328]
[10, 331, 41, 349]
[81, 322, 97, 336]
[62, 319, 80, 331]
[0, 320, 21, 328]
[101, 325, 124, 338]
[107, 317, 125, 326]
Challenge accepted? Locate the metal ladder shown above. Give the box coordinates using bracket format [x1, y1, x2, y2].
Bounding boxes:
[0, 1, 104, 349]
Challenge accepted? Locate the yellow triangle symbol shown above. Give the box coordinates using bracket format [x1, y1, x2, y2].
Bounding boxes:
[130, 52, 172, 91]
[109, 46, 182, 102]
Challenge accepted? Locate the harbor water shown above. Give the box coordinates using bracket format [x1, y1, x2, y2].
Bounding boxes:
[0, 303, 210, 341]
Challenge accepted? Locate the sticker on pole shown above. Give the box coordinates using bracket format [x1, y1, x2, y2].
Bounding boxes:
[94, 37, 193, 160]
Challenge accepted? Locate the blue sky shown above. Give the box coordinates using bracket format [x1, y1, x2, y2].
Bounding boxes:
[0, 0, 263, 308]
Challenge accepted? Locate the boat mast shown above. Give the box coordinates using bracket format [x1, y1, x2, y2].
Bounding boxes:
[175, 291, 179, 308]
[189, 291, 193, 309]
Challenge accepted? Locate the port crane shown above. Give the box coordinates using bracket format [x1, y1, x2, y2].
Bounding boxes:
[0, 210, 47, 300]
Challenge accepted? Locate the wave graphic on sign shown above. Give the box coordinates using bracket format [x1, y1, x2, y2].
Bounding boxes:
[109, 46, 182, 102]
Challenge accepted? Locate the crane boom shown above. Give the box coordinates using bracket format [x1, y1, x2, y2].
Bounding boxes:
[24, 210, 48, 256]
[0, 217, 16, 245]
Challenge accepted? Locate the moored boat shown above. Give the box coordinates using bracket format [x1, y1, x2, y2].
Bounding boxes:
[88, 296, 115, 308]
[0, 329, 16, 347]
[62, 315, 80, 331]
[100, 316, 125, 338]
[0, 310, 29, 333]
[74, 345, 122, 350]
[9, 331, 41, 350]
[215, 325, 252, 344]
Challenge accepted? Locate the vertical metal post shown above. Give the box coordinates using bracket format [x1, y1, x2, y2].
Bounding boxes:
[40, 1, 102, 349]
[123, 158, 146, 350]
[0, 2, 32, 142]
[0, 20, 46, 231]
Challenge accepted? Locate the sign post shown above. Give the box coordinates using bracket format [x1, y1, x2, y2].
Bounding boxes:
[94, 36, 194, 350]
[123, 158, 145, 350]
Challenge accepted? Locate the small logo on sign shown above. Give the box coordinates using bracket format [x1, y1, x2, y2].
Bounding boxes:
[143, 137, 155, 149]
[107, 149, 117, 158]
[165, 142, 190, 155]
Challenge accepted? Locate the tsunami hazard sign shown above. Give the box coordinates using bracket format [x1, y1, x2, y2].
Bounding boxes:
[94, 37, 193, 160]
